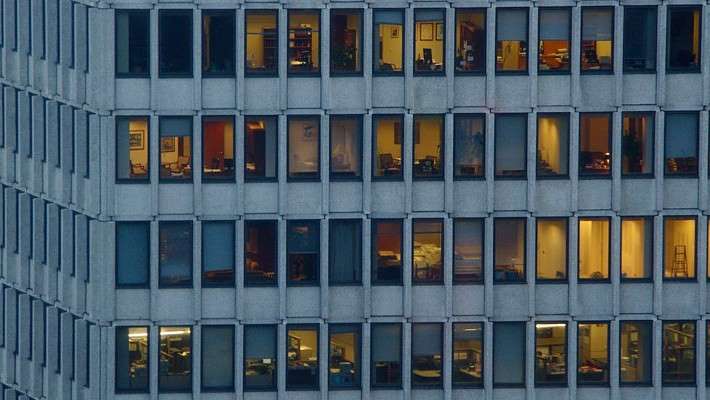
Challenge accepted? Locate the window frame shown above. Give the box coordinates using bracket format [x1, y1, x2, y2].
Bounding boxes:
[412, 218, 444, 285]
[329, 8, 364, 77]
[452, 217, 485, 285]
[493, 217, 527, 284]
[328, 218, 362, 286]
[158, 116, 194, 184]
[158, 221, 194, 289]
[666, 6, 702, 74]
[328, 323, 362, 389]
[492, 321, 527, 387]
[664, 111, 699, 178]
[286, 219, 321, 286]
[244, 115, 279, 183]
[411, 322, 444, 388]
[577, 216, 612, 283]
[372, 114, 404, 181]
[622, 6, 658, 74]
[115, 221, 150, 289]
[619, 216, 654, 283]
[576, 321, 611, 386]
[371, 218, 404, 286]
[329, 114, 363, 181]
[413, 8, 446, 76]
[245, 10, 280, 78]
[243, 324, 278, 392]
[537, 7, 572, 76]
[201, 9, 236, 78]
[372, 8, 405, 77]
[453, 113, 486, 180]
[580, 6, 615, 75]
[494, 113, 528, 180]
[158, 9, 194, 78]
[535, 217, 569, 283]
[619, 320, 653, 387]
[200, 324, 235, 392]
[202, 115, 236, 183]
[621, 111, 655, 178]
[662, 215, 698, 282]
[287, 9, 322, 77]
[534, 321, 568, 387]
[454, 8, 487, 76]
[115, 116, 151, 184]
[495, 7, 529, 75]
[158, 325, 193, 393]
[578, 112, 613, 179]
[114, 9, 151, 79]
[286, 324, 320, 390]
[662, 320, 697, 386]
[244, 219, 279, 287]
[370, 322, 403, 389]
[287, 115, 321, 182]
[201, 220, 235, 288]
[114, 325, 150, 394]
[451, 322, 484, 388]
[536, 112, 570, 179]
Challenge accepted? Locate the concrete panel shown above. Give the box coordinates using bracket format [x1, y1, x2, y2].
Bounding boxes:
[619, 283, 654, 314]
[621, 179, 656, 212]
[326, 391, 361, 400]
[372, 77, 405, 108]
[371, 286, 404, 316]
[535, 284, 569, 315]
[371, 181, 406, 213]
[371, 390, 404, 400]
[244, 183, 279, 214]
[154, 289, 194, 321]
[534, 388, 569, 400]
[580, 75, 614, 108]
[244, 393, 278, 400]
[577, 387, 610, 400]
[537, 75, 571, 106]
[453, 76, 487, 107]
[661, 387, 695, 400]
[154, 79, 194, 111]
[452, 285, 485, 316]
[577, 284, 612, 316]
[452, 389, 485, 400]
[663, 283, 700, 315]
[492, 388, 526, 400]
[286, 287, 321, 317]
[115, 290, 150, 320]
[245, 78, 280, 111]
[619, 387, 655, 400]
[284, 390, 320, 400]
[665, 74, 703, 108]
[329, 182, 364, 213]
[411, 286, 446, 317]
[494, 180, 527, 211]
[201, 288, 236, 319]
[493, 285, 529, 318]
[453, 181, 487, 212]
[328, 286, 364, 320]
[495, 76, 531, 109]
[622, 74, 656, 105]
[115, 79, 150, 110]
[159, 184, 194, 215]
[412, 390, 443, 400]
[288, 78, 322, 109]
[202, 184, 238, 216]
[412, 77, 448, 111]
[114, 185, 152, 217]
[287, 183, 323, 214]
[329, 78, 366, 110]
[578, 180, 612, 210]
[243, 287, 280, 321]
[664, 179, 698, 209]
[202, 78, 236, 109]
[412, 181, 445, 211]
[536, 180, 571, 214]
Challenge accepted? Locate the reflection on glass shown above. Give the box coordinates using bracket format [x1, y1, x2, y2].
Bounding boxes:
[493, 322, 526, 386]
[329, 325, 360, 388]
[288, 11, 320, 74]
[287, 326, 319, 389]
[329, 220, 362, 284]
[116, 326, 149, 392]
[414, 9, 445, 73]
[244, 325, 277, 390]
[663, 322, 696, 384]
[159, 117, 192, 181]
[622, 113, 654, 175]
[665, 113, 698, 176]
[578, 218, 610, 280]
[623, 7, 657, 72]
[330, 10, 362, 74]
[288, 117, 320, 179]
[621, 217, 653, 280]
[372, 220, 403, 284]
[413, 115, 443, 178]
[287, 220, 319, 284]
[201, 326, 234, 390]
[246, 11, 278, 75]
[537, 114, 569, 176]
[412, 323, 442, 387]
[538, 8, 570, 72]
[536, 219, 567, 281]
[371, 324, 402, 387]
[454, 219, 484, 283]
[373, 116, 403, 178]
[496, 9, 528, 72]
[455, 9, 485, 73]
[579, 113, 611, 176]
[374, 10, 403, 73]
[581, 8, 613, 72]
[202, 11, 235, 76]
[116, 11, 150, 76]
[245, 117, 278, 180]
[202, 221, 234, 286]
[663, 218, 696, 279]
[159, 10, 193, 76]
[535, 323, 567, 385]
[495, 114, 526, 178]
[159, 326, 192, 392]
[116, 117, 149, 180]
[577, 322, 609, 385]
[620, 321, 652, 385]
[454, 115, 485, 178]
[202, 117, 234, 180]
[494, 218, 526, 282]
[245, 221, 278, 285]
[413, 220, 443, 283]
[159, 222, 193, 287]
[453, 323, 483, 386]
[668, 7, 701, 70]
[330, 116, 361, 178]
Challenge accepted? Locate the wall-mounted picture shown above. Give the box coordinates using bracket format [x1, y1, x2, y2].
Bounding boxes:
[436, 23, 443, 41]
[161, 137, 176, 153]
[391, 26, 400, 39]
[419, 23, 433, 41]
[129, 131, 144, 150]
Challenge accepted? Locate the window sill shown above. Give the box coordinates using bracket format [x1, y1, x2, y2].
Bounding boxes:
[244, 282, 279, 288]
[413, 71, 446, 77]
[287, 177, 321, 183]
[578, 174, 612, 180]
[245, 72, 280, 78]
[666, 69, 701, 75]
[622, 69, 656, 75]
[537, 174, 569, 180]
[116, 74, 151, 79]
[493, 280, 527, 285]
[245, 177, 279, 183]
[330, 175, 363, 182]
[453, 175, 486, 181]
[372, 176, 404, 182]
[538, 69, 571, 76]
[287, 72, 322, 78]
[662, 278, 698, 283]
[413, 176, 444, 181]
[373, 71, 405, 77]
[159, 179, 194, 184]
[666, 174, 698, 179]
[331, 71, 364, 77]
[535, 279, 568, 284]
[158, 73, 194, 79]
[495, 70, 529, 76]
[580, 70, 613, 75]
[452, 280, 484, 285]
[578, 279, 611, 284]
[202, 177, 236, 184]
[329, 281, 363, 287]
[116, 179, 151, 184]
[620, 278, 653, 284]
[494, 175, 527, 181]
[202, 73, 236, 79]
[454, 70, 486, 76]
[621, 173, 654, 179]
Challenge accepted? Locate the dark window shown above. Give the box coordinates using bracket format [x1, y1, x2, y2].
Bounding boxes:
[663, 217, 696, 280]
[245, 220, 277, 286]
[538, 8, 570, 73]
[202, 11, 235, 76]
[287, 325, 319, 389]
[329, 219, 362, 285]
[115, 326, 149, 393]
[536, 218, 567, 281]
[330, 116, 361, 179]
[116, 117, 149, 181]
[412, 323, 442, 387]
[623, 7, 657, 72]
[454, 115, 485, 178]
[414, 9, 445, 74]
[159, 117, 192, 181]
[329, 324, 360, 388]
[537, 113, 569, 177]
[288, 116, 320, 180]
[202, 116, 235, 181]
[535, 322, 567, 386]
[581, 8, 614, 72]
[496, 8, 528, 73]
[245, 116, 278, 180]
[201, 325, 234, 391]
[494, 218, 526, 283]
[159, 326, 192, 392]
[287, 220, 320, 285]
[577, 322, 609, 385]
[452, 322, 483, 387]
[372, 219, 402, 285]
[202, 221, 234, 287]
[159, 10, 193, 76]
[664, 112, 698, 176]
[412, 219, 443, 284]
[115, 10, 149, 76]
[371, 323, 401, 388]
[620, 321, 652, 385]
[579, 113, 611, 177]
[662, 321, 696, 385]
[116, 222, 150, 288]
[244, 325, 277, 391]
[373, 10, 403, 74]
[622, 113, 654, 175]
[493, 322, 525, 386]
[455, 9, 486, 73]
[495, 114, 527, 178]
[159, 222, 193, 288]
[453, 218, 484, 283]
[330, 10, 362, 74]
[668, 7, 701, 71]
[288, 10, 320, 75]
[621, 217, 653, 280]
[413, 115, 443, 179]
[373, 115, 403, 179]
[246, 11, 278, 76]
[578, 217, 610, 280]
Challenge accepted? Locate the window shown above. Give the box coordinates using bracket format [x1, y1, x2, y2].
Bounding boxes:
[668, 7, 701, 71]
[287, 325, 319, 389]
[288, 10, 320, 75]
[330, 116, 361, 179]
[579, 113, 611, 177]
[413, 115, 443, 179]
[202, 221, 234, 287]
[373, 115, 403, 179]
[453, 218, 484, 283]
[538, 8, 570, 73]
[495, 114, 527, 178]
[535, 322, 567, 386]
[494, 218, 526, 282]
[620, 321, 652, 385]
[622, 113, 654, 176]
[455, 9, 486, 73]
[664, 112, 698, 176]
[159, 10, 192, 76]
[412, 323, 442, 387]
[371, 323, 401, 388]
[621, 217, 653, 280]
[116, 222, 150, 288]
[159, 117, 192, 181]
[414, 9, 445, 74]
[115, 326, 149, 393]
[245, 220, 278, 286]
[537, 113, 569, 177]
[577, 322, 609, 385]
[581, 8, 613, 72]
[373, 10, 404, 74]
[202, 11, 235, 76]
[372, 219, 403, 285]
[159, 222, 193, 288]
[159, 326, 192, 392]
[116, 117, 149, 181]
[201, 326, 234, 391]
[413, 219, 443, 284]
[662, 321, 696, 385]
[663, 217, 696, 279]
[202, 116, 235, 181]
[115, 10, 149, 77]
[244, 325, 277, 391]
[578, 218, 610, 281]
[329, 324, 360, 388]
[288, 116, 320, 180]
[536, 218, 567, 281]
[329, 219, 362, 285]
[246, 11, 278, 76]
[287, 220, 319, 284]
[452, 323, 483, 387]
[496, 8, 528, 73]
[623, 7, 657, 72]
[494, 322, 525, 386]
[330, 10, 362, 74]
[245, 116, 278, 180]
[454, 115, 485, 178]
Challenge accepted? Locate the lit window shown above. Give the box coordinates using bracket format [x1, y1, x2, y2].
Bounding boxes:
[495, 114, 527, 178]
[115, 10, 149, 77]
[116, 222, 150, 288]
[623, 7, 657, 72]
[202, 116, 235, 181]
[245, 220, 278, 285]
[494, 218, 526, 283]
[372, 220, 403, 285]
[577, 322, 609, 385]
[159, 10, 193, 77]
[288, 116, 320, 180]
[159, 221, 193, 288]
[371, 323, 402, 388]
[663, 217, 696, 279]
[245, 116, 278, 180]
[537, 113, 569, 177]
[244, 325, 277, 390]
[620, 321, 652, 385]
[373, 10, 404, 74]
[662, 321, 696, 385]
[536, 218, 567, 281]
[246, 11, 278, 76]
[116, 116, 149, 181]
[159, 117, 193, 181]
[202, 11, 235, 76]
[328, 324, 360, 388]
[330, 10, 362, 74]
[201, 326, 234, 391]
[412, 323, 442, 387]
[668, 7, 701, 71]
[287, 220, 320, 285]
[496, 8, 528, 73]
[115, 326, 149, 393]
[579, 113, 611, 177]
[621, 217, 653, 280]
[373, 115, 403, 179]
[202, 221, 234, 287]
[413, 115, 443, 178]
[664, 112, 698, 176]
[452, 323, 483, 386]
[535, 322, 567, 386]
[455, 9, 486, 73]
[413, 219, 443, 283]
[329, 219, 362, 285]
[622, 113, 654, 175]
[288, 10, 320, 75]
[454, 115, 485, 178]
[159, 326, 192, 392]
[578, 218, 610, 280]
[453, 218, 484, 283]
[414, 9, 445, 74]
[538, 8, 570, 73]
[330, 116, 361, 179]
[493, 322, 526, 386]
[287, 325, 319, 389]
[581, 8, 613, 72]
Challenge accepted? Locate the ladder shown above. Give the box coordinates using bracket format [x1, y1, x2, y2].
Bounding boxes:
[671, 245, 688, 278]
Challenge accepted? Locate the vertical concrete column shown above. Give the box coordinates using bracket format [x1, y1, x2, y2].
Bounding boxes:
[571, 5, 582, 108]
[484, 216, 494, 317]
[321, 7, 331, 110]
[612, 111, 623, 212]
[656, 5, 667, 107]
[485, 6, 495, 109]
[569, 215, 579, 317]
[485, 112, 495, 214]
